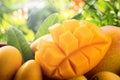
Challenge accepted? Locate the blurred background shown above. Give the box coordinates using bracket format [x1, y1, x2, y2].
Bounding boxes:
[0, 0, 120, 42]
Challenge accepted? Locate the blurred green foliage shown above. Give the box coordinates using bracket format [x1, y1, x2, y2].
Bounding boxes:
[27, 0, 57, 33]
[0, 0, 58, 42]
[1, 0, 120, 42]
[73, 0, 120, 27]
[0, 0, 71, 42]
[0, 0, 34, 42]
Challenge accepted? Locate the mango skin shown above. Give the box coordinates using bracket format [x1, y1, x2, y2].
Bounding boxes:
[14, 60, 42, 80]
[90, 71, 120, 80]
[0, 46, 22, 80]
[86, 26, 120, 78]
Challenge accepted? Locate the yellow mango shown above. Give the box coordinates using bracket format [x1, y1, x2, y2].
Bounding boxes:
[90, 71, 120, 80]
[14, 60, 42, 80]
[0, 46, 22, 80]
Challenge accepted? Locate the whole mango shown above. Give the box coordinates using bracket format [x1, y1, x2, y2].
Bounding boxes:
[14, 60, 42, 80]
[33, 20, 111, 79]
[90, 71, 120, 80]
[0, 46, 22, 80]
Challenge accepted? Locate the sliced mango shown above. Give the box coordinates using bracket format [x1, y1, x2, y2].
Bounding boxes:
[49, 24, 65, 45]
[34, 19, 111, 79]
[59, 31, 78, 55]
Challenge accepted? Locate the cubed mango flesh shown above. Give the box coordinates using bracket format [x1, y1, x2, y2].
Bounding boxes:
[34, 20, 111, 79]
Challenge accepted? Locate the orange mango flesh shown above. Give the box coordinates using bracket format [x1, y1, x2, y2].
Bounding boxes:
[35, 20, 111, 79]
[30, 34, 52, 52]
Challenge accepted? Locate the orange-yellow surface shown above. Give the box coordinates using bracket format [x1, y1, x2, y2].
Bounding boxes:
[0, 46, 22, 80]
[32, 20, 111, 79]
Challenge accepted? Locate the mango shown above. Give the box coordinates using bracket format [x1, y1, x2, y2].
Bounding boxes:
[86, 26, 120, 78]
[30, 34, 52, 53]
[90, 71, 120, 80]
[0, 46, 22, 80]
[34, 20, 111, 79]
[14, 60, 42, 80]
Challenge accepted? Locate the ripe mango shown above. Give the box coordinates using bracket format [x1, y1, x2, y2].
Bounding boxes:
[34, 20, 111, 79]
[0, 46, 22, 80]
[14, 60, 42, 80]
[85, 26, 120, 78]
[90, 71, 120, 80]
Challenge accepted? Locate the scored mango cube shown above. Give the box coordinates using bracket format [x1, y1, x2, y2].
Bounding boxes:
[63, 19, 80, 33]
[73, 26, 94, 48]
[49, 24, 65, 45]
[59, 31, 78, 55]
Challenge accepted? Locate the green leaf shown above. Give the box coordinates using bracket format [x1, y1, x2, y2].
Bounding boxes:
[35, 13, 59, 40]
[7, 27, 34, 63]
[73, 0, 120, 27]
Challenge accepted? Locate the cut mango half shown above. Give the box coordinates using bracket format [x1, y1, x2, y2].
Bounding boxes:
[34, 19, 111, 79]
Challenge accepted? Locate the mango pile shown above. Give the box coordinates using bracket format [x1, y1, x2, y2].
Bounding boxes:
[0, 19, 120, 80]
